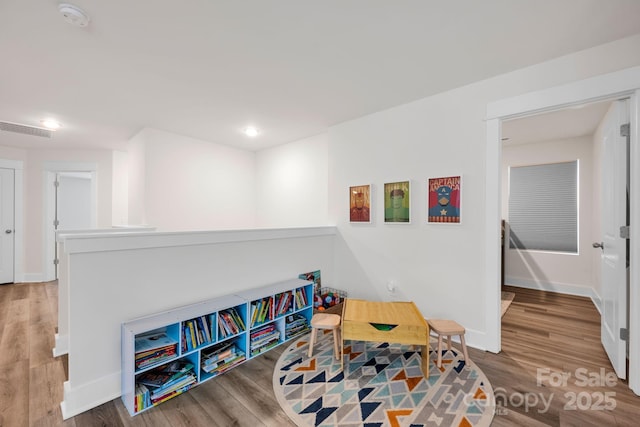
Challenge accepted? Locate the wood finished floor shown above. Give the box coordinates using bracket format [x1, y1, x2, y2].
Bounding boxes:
[0, 282, 638, 426]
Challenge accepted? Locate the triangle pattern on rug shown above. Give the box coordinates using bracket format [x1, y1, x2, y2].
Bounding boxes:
[273, 332, 495, 427]
[386, 409, 413, 427]
[295, 358, 316, 371]
[360, 401, 382, 420]
[391, 369, 424, 392]
[458, 416, 473, 427]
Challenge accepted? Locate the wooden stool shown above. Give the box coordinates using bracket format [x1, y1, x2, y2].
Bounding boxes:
[308, 313, 341, 360]
[427, 319, 469, 368]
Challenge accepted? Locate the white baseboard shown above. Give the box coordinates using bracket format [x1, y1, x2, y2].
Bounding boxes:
[60, 373, 121, 420]
[53, 333, 69, 357]
[22, 273, 46, 283]
[505, 277, 602, 313]
[434, 327, 488, 353]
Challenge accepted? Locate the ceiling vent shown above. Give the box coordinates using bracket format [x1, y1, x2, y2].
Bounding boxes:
[0, 121, 53, 138]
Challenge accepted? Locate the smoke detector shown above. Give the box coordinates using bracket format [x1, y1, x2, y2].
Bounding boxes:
[58, 3, 90, 27]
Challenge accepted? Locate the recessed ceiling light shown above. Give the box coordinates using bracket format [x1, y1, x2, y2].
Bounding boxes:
[244, 126, 259, 137]
[41, 119, 62, 130]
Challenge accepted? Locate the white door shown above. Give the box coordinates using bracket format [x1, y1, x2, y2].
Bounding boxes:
[0, 168, 15, 284]
[57, 172, 92, 230]
[598, 99, 629, 379]
[53, 172, 93, 278]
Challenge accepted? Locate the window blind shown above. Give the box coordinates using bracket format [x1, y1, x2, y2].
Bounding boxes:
[508, 161, 578, 253]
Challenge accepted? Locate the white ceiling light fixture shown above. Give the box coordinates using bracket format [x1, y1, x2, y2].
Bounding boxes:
[41, 119, 62, 130]
[58, 3, 90, 27]
[244, 126, 259, 137]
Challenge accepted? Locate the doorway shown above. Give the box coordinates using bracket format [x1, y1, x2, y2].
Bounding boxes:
[43, 162, 97, 281]
[0, 167, 15, 284]
[499, 99, 630, 379]
[485, 68, 640, 394]
[0, 159, 23, 284]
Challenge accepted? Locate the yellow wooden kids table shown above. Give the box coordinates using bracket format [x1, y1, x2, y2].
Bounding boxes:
[341, 299, 430, 378]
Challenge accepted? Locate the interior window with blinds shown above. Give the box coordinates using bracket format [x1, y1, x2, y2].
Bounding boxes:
[508, 160, 578, 253]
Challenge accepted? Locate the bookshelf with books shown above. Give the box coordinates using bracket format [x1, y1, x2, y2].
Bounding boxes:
[121, 278, 313, 416]
[236, 280, 313, 360]
[181, 314, 216, 353]
[274, 290, 294, 318]
[134, 354, 199, 412]
[200, 337, 246, 381]
[217, 305, 246, 340]
[134, 327, 179, 371]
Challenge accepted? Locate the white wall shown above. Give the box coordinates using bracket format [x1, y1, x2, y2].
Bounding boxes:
[255, 133, 329, 227]
[130, 128, 257, 231]
[323, 34, 640, 350]
[328, 91, 488, 340]
[127, 131, 146, 226]
[501, 136, 596, 297]
[111, 151, 129, 226]
[61, 227, 335, 417]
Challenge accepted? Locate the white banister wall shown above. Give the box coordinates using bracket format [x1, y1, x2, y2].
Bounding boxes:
[54, 227, 157, 357]
[59, 226, 336, 419]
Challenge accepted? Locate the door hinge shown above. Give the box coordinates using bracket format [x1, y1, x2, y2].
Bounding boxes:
[620, 328, 629, 341]
[54, 180, 60, 188]
[53, 219, 59, 227]
[620, 225, 630, 239]
[620, 123, 630, 138]
[53, 258, 59, 266]
[620, 123, 630, 137]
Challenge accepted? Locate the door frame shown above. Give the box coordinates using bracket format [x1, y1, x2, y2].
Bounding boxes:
[0, 159, 23, 283]
[485, 65, 640, 394]
[43, 162, 97, 282]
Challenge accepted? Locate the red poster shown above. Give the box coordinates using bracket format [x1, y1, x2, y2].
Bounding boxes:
[428, 176, 461, 223]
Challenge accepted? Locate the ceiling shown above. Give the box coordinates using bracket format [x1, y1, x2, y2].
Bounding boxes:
[502, 99, 614, 146]
[1, 1, 640, 152]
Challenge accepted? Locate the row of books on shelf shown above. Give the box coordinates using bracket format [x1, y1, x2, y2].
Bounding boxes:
[134, 331, 178, 371]
[201, 340, 246, 375]
[182, 315, 215, 352]
[250, 288, 308, 327]
[135, 359, 197, 412]
[218, 307, 246, 338]
[294, 288, 308, 310]
[250, 323, 281, 357]
[285, 313, 309, 340]
[250, 297, 273, 327]
[274, 291, 293, 317]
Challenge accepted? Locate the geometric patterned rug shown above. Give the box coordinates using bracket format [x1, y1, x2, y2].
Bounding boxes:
[273, 330, 495, 427]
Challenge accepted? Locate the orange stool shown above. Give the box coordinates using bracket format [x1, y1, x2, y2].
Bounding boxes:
[308, 313, 341, 360]
[427, 319, 469, 368]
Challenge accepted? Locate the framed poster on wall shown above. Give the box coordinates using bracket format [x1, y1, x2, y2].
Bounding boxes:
[349, 184, 371, 223]
[384, 181, 410, 223]
[428, 175, 461, 223]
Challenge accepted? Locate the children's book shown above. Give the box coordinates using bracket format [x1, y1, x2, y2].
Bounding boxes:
[135, 332, 177, 354]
